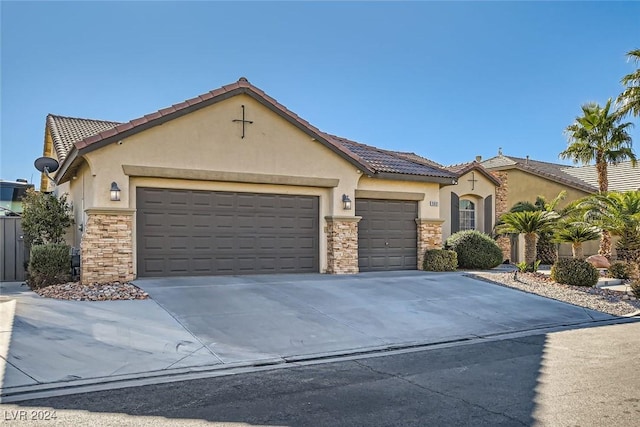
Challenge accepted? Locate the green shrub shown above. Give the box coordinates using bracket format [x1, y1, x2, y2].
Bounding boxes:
[444, 230, 503, 269]
[550, 258, 599, 287]
[608, 261, 631, 280]
[631, 280, 640, 299]
[27, 244, 71, 289]
[423, 249, 457, 271]
[21, 188, 73, 245]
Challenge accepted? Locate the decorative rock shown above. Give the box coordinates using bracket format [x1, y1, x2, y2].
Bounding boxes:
[34, 281, 149, 301]
[586, 255, 611, 268]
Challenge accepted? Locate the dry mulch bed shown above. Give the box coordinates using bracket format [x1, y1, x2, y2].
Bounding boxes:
[34, 281, 149, 301]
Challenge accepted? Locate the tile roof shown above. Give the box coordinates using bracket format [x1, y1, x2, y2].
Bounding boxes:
[562, 161, 640, 192]
[327, 135, 457, 179]
[49, 78, 458, 183]
[47, 114, 121, 162]
[481, 154, 597, 193]
[444, 161, 502, 186]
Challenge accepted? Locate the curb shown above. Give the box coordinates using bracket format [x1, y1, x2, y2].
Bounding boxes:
[2, 316, 638, 403]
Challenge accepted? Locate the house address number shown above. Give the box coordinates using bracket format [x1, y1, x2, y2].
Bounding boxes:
[429, 201, 438, 207]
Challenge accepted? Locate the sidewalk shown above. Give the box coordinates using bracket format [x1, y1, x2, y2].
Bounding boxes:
[0, 273, 632, 403]
[0, 281, 222, 401]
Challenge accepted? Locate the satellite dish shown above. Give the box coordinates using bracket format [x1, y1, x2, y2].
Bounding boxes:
[34, 157, 60, 173]
[34, 157, 60, 184]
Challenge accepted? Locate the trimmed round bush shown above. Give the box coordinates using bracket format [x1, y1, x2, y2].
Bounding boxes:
[27, 244, 71, 289]
[423, 249, 457, 271]
[444, 230, 503, 269]
[608, 261, 631, 280]
[550, 258, 599, 287]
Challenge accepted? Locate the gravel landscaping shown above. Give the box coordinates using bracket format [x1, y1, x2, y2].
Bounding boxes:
[471, 271, 640, 317]
[34, 281, 149, 301]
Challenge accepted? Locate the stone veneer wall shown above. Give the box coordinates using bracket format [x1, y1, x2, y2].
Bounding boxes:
[325, 216, 361, 274]
[81, 209, 134, 284]
[492, 171, 511, 261]
[416, 219, 444, 270]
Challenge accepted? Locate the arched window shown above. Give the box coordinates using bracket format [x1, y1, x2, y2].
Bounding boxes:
[459, 199, 475, 231]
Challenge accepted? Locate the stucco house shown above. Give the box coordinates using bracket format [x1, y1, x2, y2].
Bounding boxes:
[41, 78, 502, 284]
[480, 152, 640, 261]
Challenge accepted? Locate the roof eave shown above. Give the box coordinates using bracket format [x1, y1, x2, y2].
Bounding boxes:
[373, 171, 459, 185]
[55, 147, 79, 185]
[462, 165, 502, 186]
[73, 84, 377, 176]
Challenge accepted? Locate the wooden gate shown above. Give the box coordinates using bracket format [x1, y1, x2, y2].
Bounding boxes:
[1, 217, 28, 282]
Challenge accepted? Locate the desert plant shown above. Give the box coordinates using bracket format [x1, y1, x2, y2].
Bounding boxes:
[516, 260, 541, 273]
[21, 188, 73, 246]
[536, 233, 558, 265]
[631, 280, 640, 298]
[423, 249, 457, 271]
[617, 48, 640, 119]
[607, 261, 632, 280]
[560, 99, 636, 257]
[579, 191, 640, 263]
[505, 192, 569, 264]
[444, 230, 503, 269]
[27, 244, 71, 289]
[496, 210, 559, 266]
[553, 222, 601, 259]
[550, 258, 599, 287]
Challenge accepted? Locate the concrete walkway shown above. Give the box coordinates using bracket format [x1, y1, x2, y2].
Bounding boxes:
[0, 271, 622, 401]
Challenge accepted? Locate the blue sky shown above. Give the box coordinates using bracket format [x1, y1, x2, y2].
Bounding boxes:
[1, 1, 639, 188]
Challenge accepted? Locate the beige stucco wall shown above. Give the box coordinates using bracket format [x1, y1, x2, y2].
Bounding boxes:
[83, 94, 362, 211]
[502, 169, 591, 210]
[355, 176, 440, 218]
[440, 170, 496, 239]
[68, 93, 446, 276]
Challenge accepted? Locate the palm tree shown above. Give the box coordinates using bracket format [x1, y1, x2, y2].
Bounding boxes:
[504, 192, 568, 264]
[580, 191, 640, 263]
[554, 222, 601, 260]
[560, 98, 636, 257]
[617, 49, 640, 119]
[496, 210, 559, 267]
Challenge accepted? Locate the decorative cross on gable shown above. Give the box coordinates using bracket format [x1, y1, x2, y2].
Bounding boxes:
[467, 171, 478, 190]
[232, 105, 253, 138]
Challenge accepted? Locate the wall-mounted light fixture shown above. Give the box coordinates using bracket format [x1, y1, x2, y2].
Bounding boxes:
[110, 182, 121, 201]
[342, 194, 352, 210]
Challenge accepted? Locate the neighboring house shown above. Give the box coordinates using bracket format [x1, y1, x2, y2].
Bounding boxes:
[562, 161, 640, 192]
[480, 152, 640, 261]
[440, 160, 501, 240]
[41, 77, 501, 284]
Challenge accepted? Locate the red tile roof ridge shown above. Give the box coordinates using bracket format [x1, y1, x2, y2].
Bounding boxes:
[47, 113, 122, 125]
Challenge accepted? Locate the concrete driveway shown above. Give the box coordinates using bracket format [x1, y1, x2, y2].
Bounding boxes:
[134, 270, 614, 364]
[0, 270, 617, 401]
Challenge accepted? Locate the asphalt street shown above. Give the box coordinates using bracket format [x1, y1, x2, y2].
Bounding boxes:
[2, 321, 638, 427]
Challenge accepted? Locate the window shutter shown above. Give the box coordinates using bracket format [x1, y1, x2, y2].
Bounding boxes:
[451, 192, 460, 234]
[484, 195, 493, 234]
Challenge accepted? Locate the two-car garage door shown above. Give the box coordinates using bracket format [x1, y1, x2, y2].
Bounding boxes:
[137, 188, 319, 277]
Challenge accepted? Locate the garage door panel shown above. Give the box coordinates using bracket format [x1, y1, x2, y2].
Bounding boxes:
[137, 188, 319, 276]
[356, 199, 417, 272]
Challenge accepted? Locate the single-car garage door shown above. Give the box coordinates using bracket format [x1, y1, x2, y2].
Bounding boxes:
[356, 199, 418, 272]
[137, 188, 319, 277]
